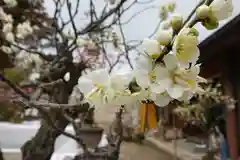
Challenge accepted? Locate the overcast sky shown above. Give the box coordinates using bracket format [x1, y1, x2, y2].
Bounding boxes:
[44, 0, 240, 71]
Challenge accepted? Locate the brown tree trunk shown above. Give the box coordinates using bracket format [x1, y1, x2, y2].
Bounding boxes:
[0, 146, 4, 160]
[21, 113, 69, 160]
[21, 83, 72, 160]
[21, 60, 86, 160]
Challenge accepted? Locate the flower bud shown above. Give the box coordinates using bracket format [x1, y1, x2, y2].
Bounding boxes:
[160, 21, 171, 30]
[64, 72, 70, 82]
[156, 29, 172, 46]
[196, 5, 210, 20]
[201, 17, 219, 30]
[170, 14, 183, 31]
[167, 2, 176, 13]
[159, 5, 168, 20]
[189, 28, 199, 37]
[142, 39, 162, 59]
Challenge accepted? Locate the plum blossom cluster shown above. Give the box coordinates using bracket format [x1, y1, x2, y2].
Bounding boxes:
[77, 0, 233, 109]
[0, 1, 44, 82]
[0, 0, 39, 55]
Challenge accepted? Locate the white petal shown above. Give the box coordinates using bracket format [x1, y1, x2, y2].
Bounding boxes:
[197, 76, 207, 83]
[189, 48, 200, 66]
[167, 84, 185, 99]
[151, 93, 171, 107]
[154, 65, 171, 81]
[163, 54, 178, 71]
[177, 91, 193, 102]
[190, 64, 201, 76]
[210, 0, 233, 20]
[135, 53, 153, 71]
[87, 68, 109, 85]
[64, 72, 70, 82]
[150, 83, 166, 94]
[134, 69, 151, 88]
[110, 70, 133, 90]
[78, 76, 94, 95]
[105, 87, 116, 102]
[142, 39, 161, 54]
[156, 29, 172, 45]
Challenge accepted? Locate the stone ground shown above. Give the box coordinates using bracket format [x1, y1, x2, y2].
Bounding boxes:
[95, 107, 172, 160]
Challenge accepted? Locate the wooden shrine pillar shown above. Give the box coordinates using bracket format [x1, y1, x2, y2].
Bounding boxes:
[222, 50, 240, 159]
[222, 74, 238, 159]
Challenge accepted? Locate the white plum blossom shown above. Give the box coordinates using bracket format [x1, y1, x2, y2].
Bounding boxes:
[16, 21, 33, 39]
[0, 0, 231, 112]
[15, 51, 43, 69]
[78, 68, 143, 108]
[77, 68, 111, 107]
[153, 54, 204, 100]
[142, 39, 162, 59]
[29, 73, 40, 82]
[3, 0, 18, 8]
[1, 45, 12, 54]
[64, 72, 70, 82]
[5, 32, 15, 42]
[150, 91, 172, 107]
[0, 8, 13, 23]
[209, 0, 233, 21]
[156, 28, 173, 46]
[172, 27, 200, 68]
[3, 23, 13, 33]
[134, 54, 154, 89]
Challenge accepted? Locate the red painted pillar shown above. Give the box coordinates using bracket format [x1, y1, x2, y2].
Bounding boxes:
[226, 109, 238, 159]
[223, 77, 238, 159]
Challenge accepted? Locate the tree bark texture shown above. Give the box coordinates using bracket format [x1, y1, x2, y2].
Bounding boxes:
[21, 61, 86, 160]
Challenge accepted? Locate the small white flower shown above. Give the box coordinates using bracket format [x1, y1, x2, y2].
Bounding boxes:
[172, 28, 199, 67]
[150, 91, 172, 107]
[134, 54, 154, 88]
[142, 39, 162, 59]
[3, 23, 13, 33]
[1, 14, 13, 23]
[3, 0, 17, 8]
[0, 8, 5, 18]
[32, 25, 40, 31]
[153, 54, 202, 99]
[78, 68, 110, 106]
[1, 45, 12, 54]
[5, 32, 15, 42]
[156, 29, 172, 46]
[209, 0, 233, 21]
[16, 50, 27, 59]
[16, 21, 33, 39]
[29, 54, 42, 66]
[64, 72, 70, 82]
[29, 73, 40, 82]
